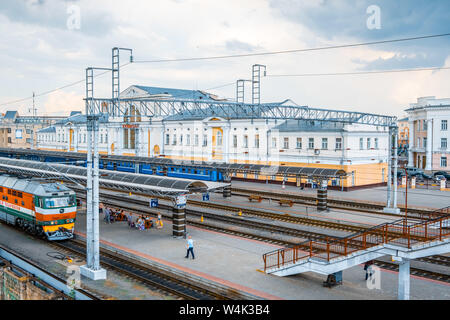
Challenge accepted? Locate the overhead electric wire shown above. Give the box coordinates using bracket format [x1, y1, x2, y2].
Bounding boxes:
[267, 66, 450, 77]
[133, 33, 450, 64]
[1, 32, 449, 108]
[0, 62, 131, 107]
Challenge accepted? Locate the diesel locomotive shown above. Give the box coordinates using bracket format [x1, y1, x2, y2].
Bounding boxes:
[0, 175, 77, 240]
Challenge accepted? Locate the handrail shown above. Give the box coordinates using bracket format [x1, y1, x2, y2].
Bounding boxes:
[263, 206, 450, 272]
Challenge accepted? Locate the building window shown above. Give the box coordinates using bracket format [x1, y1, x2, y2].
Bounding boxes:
[180, 135, 183, 145]
[105, 133, 108, 143]
[172, 135, 177, 145]
[367, 138, 371, 149]
[441, 157, 448, 167]
[203, 135, 207, 147]
[296, 138, 302, 149]
[272, 137, 277, 148]
[321, 138, 328, 150]
[217, 131, 223, 146]
[7, 137, 11, 143]
[360, 138, 364, 150]
[58, 134, 60, 142]
[100, 134, 103, 143]
[233, 135, 237, 148]
[254, 134, 259, 148]
[186, 134, 190, 146]
[441, 138, 448, 149]
[308, 138, 314, 149]
[423, 137, 427, 148]
[243, 135, 248, 148]
[442, 120, 448, 131]
[335, 138, 342, 150]
[374, 138, 378, 149]
[423, 120, 427, 131]
[283, 137, 289, 149]
[195, 134, 199, 146]
[84, 134, 86, 143]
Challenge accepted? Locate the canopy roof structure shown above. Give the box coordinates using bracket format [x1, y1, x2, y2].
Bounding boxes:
[0, 158, 227, 197]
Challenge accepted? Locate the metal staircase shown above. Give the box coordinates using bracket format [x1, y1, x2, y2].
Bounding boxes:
[262, 206, 450, 299]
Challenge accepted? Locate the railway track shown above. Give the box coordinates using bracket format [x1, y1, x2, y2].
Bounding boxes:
[87, 189, 430, 243]
[50, 238, 259, 300]
[0, 240, 100, 300]
[231, 187, 441, 220]
[48, 240, 259, 300]
[76, 190, 450, 284]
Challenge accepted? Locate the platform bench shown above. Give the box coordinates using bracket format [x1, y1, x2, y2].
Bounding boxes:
[279, 199, 293, 207]
[248, 195, 262, 202]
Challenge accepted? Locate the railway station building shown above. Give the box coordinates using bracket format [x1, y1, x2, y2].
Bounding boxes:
[36, 85, 390, 189]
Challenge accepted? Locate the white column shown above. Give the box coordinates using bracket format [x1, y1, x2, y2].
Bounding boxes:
[385, 128, 392, 209]
[80, 117, 107, 280]
[223, 125, 230, 163]
[85, 120, 93, 268]
[393, 127, 399, 209]
[425, 119, 432, 171]
[408, 120, 414, 166]
[398, 259, 410, 300]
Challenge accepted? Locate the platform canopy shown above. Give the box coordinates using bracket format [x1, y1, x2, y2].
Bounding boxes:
[0, 158, 228, 197]
[0, 148, 347, 179]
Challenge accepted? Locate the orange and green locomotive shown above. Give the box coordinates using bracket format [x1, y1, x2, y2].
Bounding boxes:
[0, 176, 77, 240]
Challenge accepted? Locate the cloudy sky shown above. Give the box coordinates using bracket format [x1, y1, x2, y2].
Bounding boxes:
[0, 0, 449, 117]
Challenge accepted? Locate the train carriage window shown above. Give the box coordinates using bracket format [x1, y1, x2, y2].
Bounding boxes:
[7, 189, 11, 195]
[18, 192, 23, 198]
[12, 190, 16, 196]
[21, 201, 24, 206]
[14, 199, 18, 204]
[0, 187, 3, 192]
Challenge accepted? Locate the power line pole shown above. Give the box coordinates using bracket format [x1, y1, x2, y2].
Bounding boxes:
[80, 48, 133, 281]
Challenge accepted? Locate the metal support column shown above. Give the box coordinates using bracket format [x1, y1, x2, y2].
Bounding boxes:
[92, 118, 102, 272]
[236, 79, 251, 103]
[384, 126, 400, 214]
[222, 173, 232, 198]
[172, 206, 186, 238]
[392, 127, 399, 210]
[252, 64, 266, 105]
[398, 259, 410, 300]
[317, 180, 328, 211]
[85, 118, 93, 268]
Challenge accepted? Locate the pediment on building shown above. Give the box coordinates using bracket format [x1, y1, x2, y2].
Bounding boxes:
[204, 116, 226, 122]
[121, 86, 149, 99]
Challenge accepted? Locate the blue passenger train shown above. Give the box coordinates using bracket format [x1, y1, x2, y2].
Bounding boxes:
[0, 150, 223, 182]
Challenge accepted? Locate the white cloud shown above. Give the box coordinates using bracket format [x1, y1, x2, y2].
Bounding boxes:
[0, 0, 448, 119]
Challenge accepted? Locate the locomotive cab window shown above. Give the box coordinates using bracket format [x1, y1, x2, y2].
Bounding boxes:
[43, 195, 76, 209]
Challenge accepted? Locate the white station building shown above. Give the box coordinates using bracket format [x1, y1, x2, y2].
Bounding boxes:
[36, 85, 391, 188]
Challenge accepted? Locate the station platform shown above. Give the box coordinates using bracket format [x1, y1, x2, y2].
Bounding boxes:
[230, 180, 450, 210]
[0, 210, 448, 299]
[78, 207, 450, 299]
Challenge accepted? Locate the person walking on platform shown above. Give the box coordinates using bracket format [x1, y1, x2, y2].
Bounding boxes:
[185, 235, 195, 260]
[104, 207, 111, 224]
[364, 260, 374, 280]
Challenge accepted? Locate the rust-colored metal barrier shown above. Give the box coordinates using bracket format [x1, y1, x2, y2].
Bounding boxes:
[263, 207, 450, 272]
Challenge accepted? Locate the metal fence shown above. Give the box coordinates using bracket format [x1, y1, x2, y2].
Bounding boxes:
[263, 206, 450, 272]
